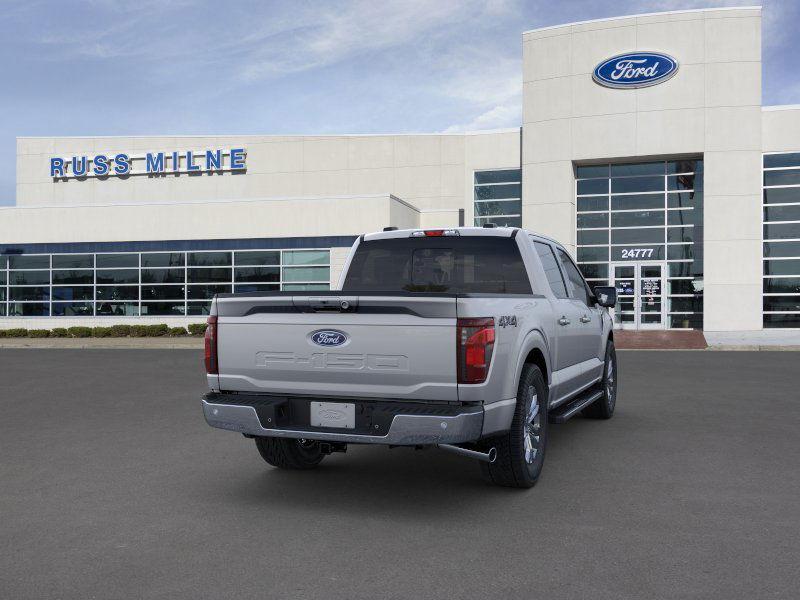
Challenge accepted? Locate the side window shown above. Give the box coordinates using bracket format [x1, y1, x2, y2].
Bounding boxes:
[533, 240, 568, 299]
[556, 248, 592, 306]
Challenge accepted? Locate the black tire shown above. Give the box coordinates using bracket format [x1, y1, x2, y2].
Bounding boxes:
[480, 364, 548, 488]
[583, 340, 617, 419]
[254, 437, 325, 470]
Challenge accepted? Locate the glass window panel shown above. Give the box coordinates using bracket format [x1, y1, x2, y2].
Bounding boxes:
[8, 302, 49, 316]
[667, 160, 702, 174]
[474, 170, 520, 184]
[474, 184, 521, 200]
[764, 170, 800, 187]
[283, 284, 331, 291]
[764, 241, 800, 258]
[187, 267, 231, 283]
[534, 242, 568, 299]
[611, 162, 664, 177]
[9, 255, 49, 269]
[577, 197, 608, 212]
[577, 212, 608, 228]
[611, 176, 663, 194]
[611, 228, 664, 244]
[763, 187, 800, 204]
[52, 302, 93, 316]
[668, 279, 703, 295]
[0, 304, 5, 316]
[576, 165, 608, 179]
[668, 209, 699, 226]
[234, 283, 280, 293]
[764, 223, 800, 240]
[282, 266, 329, 282]
[667, 191, 702, 209]
[668, 227, 694, 243]
[95, 286, 138, 301]
[473, 215, 522, 227]
[611, 194, 664, 210]
[10, 287, 50, 301]
[141, 268, 184, 284]
[10, 271, 50, 285]
[474, 199, 522, 217]
[576, 179, 608, 195]
[611, 210, 665, 228]
[96, 269, 138, 284]
[52, 286, 94, 301]
[764, 259, 800, 276]
[52, 270, 93, 284]
[669, 314, 703, 329]
[669, 297, 703, 312]
[141, 253, 185, 268]
[188, 251, 231, 266]
[0, 271, 5, 285]
[0, 255, 6, 269]
[141, 285, 185, 300]
[577, 246, 609, 262]
[234, 266, 280, 282]
[763, 296, 800, 312]
[764, 205, 800, 223]
[764, 153, 800, 169]
[667, 245, 694, 261]
[667, 174, 700, 191]
[577, 230, 608, 245]
[234, 251, 279, 266]
[186, 302, 212, 316]
[96, 302, 139, 316]
[282, 250, 329, 266]
[764, 314, 800, 328]
[96, 254, 138, 268]
[668, 262, 695, 277]
[611, 245, 665, 261]
[52, 254, 93, 269]
[578, 263, 608, 280]
[140, 302, 185, 316]
[187, 284, 232, 300]
[763, 277, 800, 294]
[0, 288, 5, 301]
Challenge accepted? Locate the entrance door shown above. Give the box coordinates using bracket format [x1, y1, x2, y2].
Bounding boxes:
[610, 262, 666, 330]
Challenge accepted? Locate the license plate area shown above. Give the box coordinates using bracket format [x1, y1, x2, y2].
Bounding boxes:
[310, 401, 356, 429]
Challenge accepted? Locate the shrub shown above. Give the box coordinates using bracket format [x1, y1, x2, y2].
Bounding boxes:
[92, 327, 113, 338]
[67, 326, 92, 338]
[188, 323, 207, 336]
[0, 330, 6, 338]
[109, 324, 132, 337]
[5, 328, 28, 337]
[50, 328, 69, 338]
[146, 324, 169, 337]
[130, 325, 149, 337]
[28, 329, 51, 338]
[167, 326, 188, 337]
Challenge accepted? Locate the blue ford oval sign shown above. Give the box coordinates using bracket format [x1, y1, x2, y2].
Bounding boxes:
[593, 52, 678, 89]
[310, 330, 348, 347]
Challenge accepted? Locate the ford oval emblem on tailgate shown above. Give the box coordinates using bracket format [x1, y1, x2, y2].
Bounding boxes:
[310, 330, 349, 347]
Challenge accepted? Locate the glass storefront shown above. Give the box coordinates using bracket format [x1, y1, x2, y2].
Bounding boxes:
[474, 169, 522, 227]
[575, 159, 704, 329]
[0, 248, 330, 317]
[763, 152, 800, 328]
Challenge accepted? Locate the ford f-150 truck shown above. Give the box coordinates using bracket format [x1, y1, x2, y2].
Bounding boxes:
[202, 226, 618, 488]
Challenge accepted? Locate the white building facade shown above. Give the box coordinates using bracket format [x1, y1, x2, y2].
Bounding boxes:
[2, 6, 799, 332]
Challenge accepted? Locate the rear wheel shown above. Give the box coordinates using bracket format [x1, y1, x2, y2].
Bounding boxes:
[583, 340, 617, 419]
[255, 437, 325, 470]
[480, 364, 548, 488]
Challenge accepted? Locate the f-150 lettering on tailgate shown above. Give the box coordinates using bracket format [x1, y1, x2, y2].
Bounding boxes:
[255, 351, 410, 371]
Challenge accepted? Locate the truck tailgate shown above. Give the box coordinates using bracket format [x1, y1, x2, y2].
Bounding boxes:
[215, 295, 458, 401]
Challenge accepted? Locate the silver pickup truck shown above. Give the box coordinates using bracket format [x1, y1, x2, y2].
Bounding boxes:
[202, 226, 618, 488]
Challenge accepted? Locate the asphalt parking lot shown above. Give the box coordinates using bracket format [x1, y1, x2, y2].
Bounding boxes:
[1, 349, 798, 599]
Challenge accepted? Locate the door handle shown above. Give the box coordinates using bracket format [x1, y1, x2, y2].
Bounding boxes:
[558, 316, 570, 326]
[580, 315, 591, 323]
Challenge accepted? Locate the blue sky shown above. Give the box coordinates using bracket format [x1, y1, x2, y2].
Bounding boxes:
[1, 0, 798, 206]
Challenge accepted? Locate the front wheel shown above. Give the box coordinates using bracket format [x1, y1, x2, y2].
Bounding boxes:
[480, 364, 548, 488]
[255, 437, 325, 470]
[583, 340, 617, 419]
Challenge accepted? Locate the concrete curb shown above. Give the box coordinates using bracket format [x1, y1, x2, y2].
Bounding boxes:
[0, 338, 204, 349]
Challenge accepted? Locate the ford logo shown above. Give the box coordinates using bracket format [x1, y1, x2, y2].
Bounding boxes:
[310, 330, 348, 347]
[593, 52, 678, 89]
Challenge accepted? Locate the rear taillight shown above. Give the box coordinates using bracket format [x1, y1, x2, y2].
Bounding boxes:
[204, 315, 218, 374]
[457, 317, 495, 384]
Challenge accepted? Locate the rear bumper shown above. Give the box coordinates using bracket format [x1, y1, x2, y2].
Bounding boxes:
[202, 392, 514, 445]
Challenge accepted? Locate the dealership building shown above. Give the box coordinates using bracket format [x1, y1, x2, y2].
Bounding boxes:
[2, 6, 799, 333]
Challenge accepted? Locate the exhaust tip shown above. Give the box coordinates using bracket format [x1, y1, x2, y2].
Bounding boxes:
[488, 447, 497, 463]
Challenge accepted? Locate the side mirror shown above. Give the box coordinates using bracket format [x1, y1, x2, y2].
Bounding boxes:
[593, 286, 617, 308]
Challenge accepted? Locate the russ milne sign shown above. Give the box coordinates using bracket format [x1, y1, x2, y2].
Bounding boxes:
[50, 148, 246, 179]
[593, 52, 678, 89]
